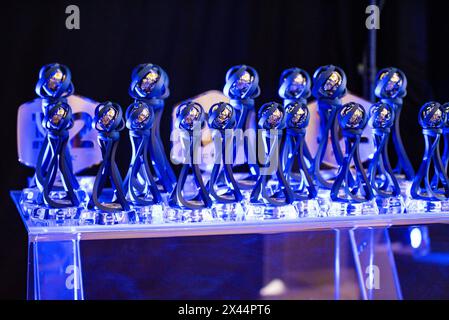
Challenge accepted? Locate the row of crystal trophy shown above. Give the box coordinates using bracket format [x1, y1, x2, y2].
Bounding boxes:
[18, 62, 449, 225]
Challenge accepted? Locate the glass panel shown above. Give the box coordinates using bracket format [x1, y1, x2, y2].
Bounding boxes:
[349, 228, 402, 299]
[30, 238, 84, 300]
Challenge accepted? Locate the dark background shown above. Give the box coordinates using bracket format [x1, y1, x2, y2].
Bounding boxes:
[1, 0, 449, 299]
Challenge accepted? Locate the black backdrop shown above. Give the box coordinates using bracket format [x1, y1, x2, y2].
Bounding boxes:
[1, 0, 448, 299]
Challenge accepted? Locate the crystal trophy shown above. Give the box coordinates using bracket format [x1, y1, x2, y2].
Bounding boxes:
[18, 63, 101, 186]
[20, 63, 87, 221]
[167, 101, 213, 222]
[85, 102, 133, 224]
[367, 102, 405, 214]
[129, 63, 176, 194]
[207, 102, 244, 220]
[278, 67, 314, 180]
[248, 102, 295, 219]
[408, 102, 449, 212]
[283, 101, 319, 217]
[20, 101, 83, 222]
[223, 65, 260, 193]
[432, 102, 449, 192]
[25, 64, 78, 189]
[311, 65, 347, 193]
[330, 102, 378, 215]
[35, 63, 74, 111]
[374, 68, 415, 194]
[123, 101, 163, 223]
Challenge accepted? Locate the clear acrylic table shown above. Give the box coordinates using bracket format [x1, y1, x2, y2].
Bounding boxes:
[11, 190, 449, 300]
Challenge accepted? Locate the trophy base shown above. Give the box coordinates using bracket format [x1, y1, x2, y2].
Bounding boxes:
[293, 199, 321, 218]
[328, 200, 379, 216]
[182, 174, 211, 198]
[212, 203, 246, 221]
[164, 207, 215, 223]
[23, 187, 87, 202]
[21, 187, 40, 206]
[77, 176, 96, 195]
[395, 175, 412, 197]
[20, 188, 82, 223]
[79, 204, 137, 225]
[99, 211, 134, 225]
[23, 203, 80, 223]
[133, 204, 165, 224]
[315, 189, 331, 216]
[241, 190, 253, 202]
[78, 210, 96, 225]
[406, 199, 449, 213]
[376, 195, 406, 214]
[246, 204, 297, 220]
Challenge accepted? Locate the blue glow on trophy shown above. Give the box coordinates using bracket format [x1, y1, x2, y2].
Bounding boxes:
[279, 68, 314, 180]
[283, 101, 319, 217]
[86, 102, 133, 225]
[374, 68, 415, 194]
[311, 65, 347, 190]
[279, 68, 311, 106]
[124, 101, 163, 223]
[408, 102, 449, 212]
[432, 102, 449, 191]
[223, 65, 260, 192]
[367, 102, 405, 214]
[207, 102, 244, 220]
[129, 63, 176, 194]
[32, 63, 78, 190]
[35, 63, 75, 106]
[167, 101, 213, 222]
[21, 101, 83, 222]
[330, 102, 377, 216]
[248, 102, 296, 219]
[20, 64, 88, 222]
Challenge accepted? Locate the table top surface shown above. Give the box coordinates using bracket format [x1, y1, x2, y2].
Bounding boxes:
[11, 191, 449, 242]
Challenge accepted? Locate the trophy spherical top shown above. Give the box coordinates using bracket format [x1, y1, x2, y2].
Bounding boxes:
[323, 71, 342, 95]
[94, 102, 124, 132]
[230, 70, 254, 97]
[280, 68, 310, 99]
[126, 101, 154, 130]
[338, 102, 367, 130]
[258, 102, 285, 129]
[419, 102, 444, 129]
[224, 65, 260, 100]
[312, 65, 346, 99]
[129, 63, 169, 99]
[44, 68, 66, 93]
[208, 102, 236, 130]
[46, 101, 72, 130]
[369, 102, 394, 129]
[381, 71, 403, 98]
[36, 63, 74, 98]
[177, 101, 204, 131]
[375, 67, 407, 99]
[285, 102, 309, 129]
[139, 68, 160, 94]
[442, 102, 449, 127]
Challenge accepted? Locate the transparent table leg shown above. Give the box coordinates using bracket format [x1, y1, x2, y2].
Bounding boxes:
[349, 228, 402, 300]
[334, 229, 341, 300]
[27, 234, 84, 300]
